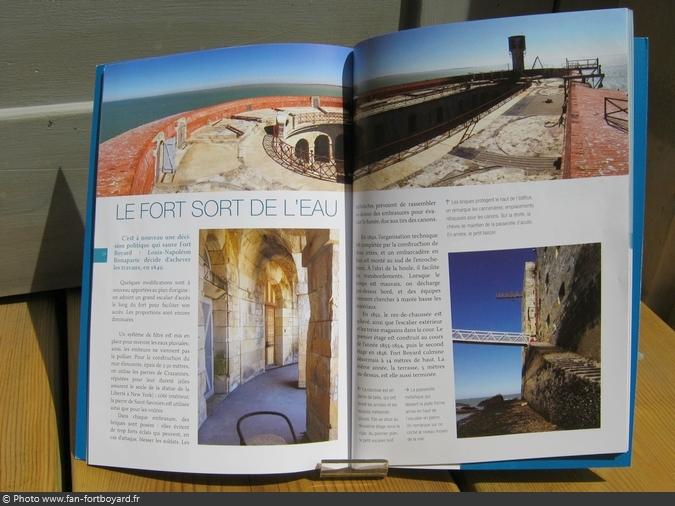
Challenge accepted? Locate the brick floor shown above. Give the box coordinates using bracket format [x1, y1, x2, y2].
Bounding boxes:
[562, 83, 629, 178]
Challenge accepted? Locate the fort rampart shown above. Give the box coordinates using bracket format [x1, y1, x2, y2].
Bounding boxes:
[97, 96, 344, 197]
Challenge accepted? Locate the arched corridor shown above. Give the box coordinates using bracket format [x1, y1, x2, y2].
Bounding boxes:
[198, 228, 340, 445]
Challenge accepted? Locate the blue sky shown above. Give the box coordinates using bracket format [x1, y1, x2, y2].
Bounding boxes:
[355, 8, 629, 88]
[449, 248, 536, 400]
[453, 343, 523, 400]
[102, 43, 353, 102]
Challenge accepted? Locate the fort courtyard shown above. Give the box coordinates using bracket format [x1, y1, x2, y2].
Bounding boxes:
[96, 96, 351, 196]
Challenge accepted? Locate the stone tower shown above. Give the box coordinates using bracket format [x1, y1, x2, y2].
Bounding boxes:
[508, 35, 526, 72]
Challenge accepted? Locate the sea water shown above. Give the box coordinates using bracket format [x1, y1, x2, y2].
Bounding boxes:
[99, 83, 346, 142]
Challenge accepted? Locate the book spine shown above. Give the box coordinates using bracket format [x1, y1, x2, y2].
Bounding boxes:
[74, 64, 106, 461]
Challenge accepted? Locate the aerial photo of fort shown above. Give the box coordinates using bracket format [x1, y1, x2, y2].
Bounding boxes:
[94, 44, 353, 197]
[353, 10, 629, 190]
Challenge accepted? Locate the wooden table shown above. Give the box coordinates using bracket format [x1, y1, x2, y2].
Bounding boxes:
[1, 293, 672, 491]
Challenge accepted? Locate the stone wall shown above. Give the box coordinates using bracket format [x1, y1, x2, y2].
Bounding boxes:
[356, 81, 524, 166]
[237, 239, 267, 382]
[521, 344, 601, 429]
[295, 252, 310, 388]
[303, 230, 340, 442]
[521, 261, 537, 338]
[196, 296, 208, 427]
[520, 243, 602, 430]
[535, 243, 601, 362]
[356, 69, 530, 105]
[211, 296, 231, 394]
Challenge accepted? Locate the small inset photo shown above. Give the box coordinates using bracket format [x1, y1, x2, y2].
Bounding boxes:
[449, 244, 601, 438]
[197, 228, 340, 445]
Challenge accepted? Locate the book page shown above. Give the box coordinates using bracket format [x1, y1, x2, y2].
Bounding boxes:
[351, 9, 633, 466]
[84, 44, 353, 474]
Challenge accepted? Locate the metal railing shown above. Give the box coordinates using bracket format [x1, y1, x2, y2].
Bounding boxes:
[604, 96, 628, 132]
[562, 58, 604, 102]
[452, 329, 530, 345]
[566, 58, 600, 70]
[292, 111, 347, 127]
[262, 134, 345, 183]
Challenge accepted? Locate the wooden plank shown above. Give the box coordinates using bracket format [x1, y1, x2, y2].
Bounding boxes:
[421, 0, 548, 26]
[70, 463, 459, 493]
[0, 293, 65, 491]
[0, 103, 89, 297]
[66, 289, 83, 451]
[623, 0, 675, 322]
[71, 460, 255, 492]
[0, 0, 398, 108]
[0, 114, 91, 172]
[66, 290, 458, 491]
[643, 189, 675, 328]
[458, 303, 675, 492]
[0, 167, 87, 296]
[248, 469, 459, 492]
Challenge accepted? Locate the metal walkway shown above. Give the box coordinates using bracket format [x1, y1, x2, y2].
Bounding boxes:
[452, 329, 530, 345]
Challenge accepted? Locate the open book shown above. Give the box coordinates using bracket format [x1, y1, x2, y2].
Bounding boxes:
[76, 8, 647, 474]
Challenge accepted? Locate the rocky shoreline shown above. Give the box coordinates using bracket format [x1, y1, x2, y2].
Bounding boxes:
[457, 394, 558, 438]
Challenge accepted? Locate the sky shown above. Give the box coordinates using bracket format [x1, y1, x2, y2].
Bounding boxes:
[355, 8, 630, 89]
[102, 43, 353, 102]
[449, 248, 536, 400]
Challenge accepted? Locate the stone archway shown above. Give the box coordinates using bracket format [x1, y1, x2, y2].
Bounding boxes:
[263, 283, 278, 368]
[314, 135, 331, 162]
[301, 229, 340, 441]
[260, 261, 295, 369]
[295, 139, 310, 163]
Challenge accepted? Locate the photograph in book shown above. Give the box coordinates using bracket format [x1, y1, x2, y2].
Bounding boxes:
[197, 228, 339, 446]
[449, 244, 601, 438]
[353, 9, 629, 190]
[95, 44, 353, 197]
